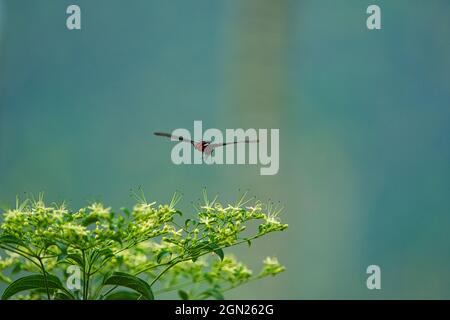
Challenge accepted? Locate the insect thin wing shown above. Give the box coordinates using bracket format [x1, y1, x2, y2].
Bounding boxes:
[154, 132, 195, 144]
[154, 132, 173, 138]
[209, 139, 260, 149]
[204, 143, 225, 151]
[203, 144, 220, 155]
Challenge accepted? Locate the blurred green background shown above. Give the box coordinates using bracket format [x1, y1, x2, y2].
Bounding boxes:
[0, 0, 449, 299]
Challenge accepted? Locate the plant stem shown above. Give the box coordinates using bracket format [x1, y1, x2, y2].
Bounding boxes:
[149, 261, 179, 288]
[37, 258, 51, 300]
[81, 250, 87, 300]
[85, 253, 94, 300]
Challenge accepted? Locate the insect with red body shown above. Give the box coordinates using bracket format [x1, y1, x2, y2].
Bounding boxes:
[154, 132, 259, 157]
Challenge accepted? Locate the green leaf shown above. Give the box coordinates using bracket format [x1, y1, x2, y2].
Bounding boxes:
[43, 240, 57, 251]
[82, 215, 100, 227]
[103, 272, 154, 300]
[156, 250, 171, 264]
[53, 291, 75, 300]
[178, 290, 189, 300]
[54, 242, 68, 262]
[202, 289, 224, 300]
[174, 210, 183, 216]
[66, 253, 84, 266]
[11, 262, 22, 274]
[121, 207, 131, 217]
[208, 244, 224, 261]
[109, 235, 123, 245]
[55, 241, 68, 253]
[0, 273, 12, 284]
[0, 235, 23, 246]
[97, 248, 114, 260]
[57, 253, 68, 262]
[214, 248, 224, 261]
[105, 291, 141, 300]
[1, 274, 74, 300]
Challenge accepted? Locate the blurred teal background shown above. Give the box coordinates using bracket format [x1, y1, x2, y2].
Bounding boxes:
[0, 0, 449, 299]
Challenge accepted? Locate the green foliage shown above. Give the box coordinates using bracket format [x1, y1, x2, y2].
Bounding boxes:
[1, 274, 74, 300]
[102, 272, 154, 300]
[0, 191, 287, 300]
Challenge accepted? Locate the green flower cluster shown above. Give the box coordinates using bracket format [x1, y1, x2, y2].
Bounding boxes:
[0, 191, 287, 300]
